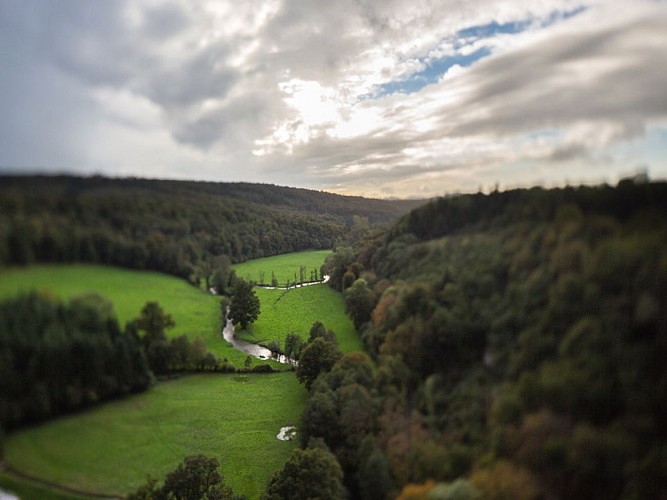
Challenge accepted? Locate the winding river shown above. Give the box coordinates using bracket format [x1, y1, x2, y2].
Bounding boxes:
[220, 276, 330, 364]
[222, 310, 294, 364]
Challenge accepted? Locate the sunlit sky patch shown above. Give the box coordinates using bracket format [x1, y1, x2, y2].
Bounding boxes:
[1, 0, 665, 199]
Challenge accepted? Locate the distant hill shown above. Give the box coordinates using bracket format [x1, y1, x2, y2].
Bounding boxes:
[0, 175, 425, 280]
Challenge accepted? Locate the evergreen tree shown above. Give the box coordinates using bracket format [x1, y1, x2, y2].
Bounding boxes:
[229, 279, 260, 331]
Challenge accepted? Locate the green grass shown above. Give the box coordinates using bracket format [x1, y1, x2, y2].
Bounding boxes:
[0, 257, 359, 499]
[233, 250, 331, 285]
[238, 284, 364, 354]
[0, 264, 250, 365]
[4, 373, 306, 500]
[0, 471, 85, 500]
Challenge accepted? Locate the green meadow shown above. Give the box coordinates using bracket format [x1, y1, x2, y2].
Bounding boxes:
[238, 284, 364, 354]
[233, 249, 331, 285]
[4, 373, 306, 499]
[0, 255, 361, 499]
[0, 472, 84, 500]
[0, 264, 250, 365]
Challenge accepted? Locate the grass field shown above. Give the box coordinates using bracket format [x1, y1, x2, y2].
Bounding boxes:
[233, 250, 331, 285]
[0, 472, 84, 500]
[4, 373, 306, 499]
[0, 257, 359, 499]
[0, 264, 251, 365]
[238, 284, 364, 354]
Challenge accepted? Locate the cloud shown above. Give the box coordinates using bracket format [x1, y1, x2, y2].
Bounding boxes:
[1, 0, 665, 197]
[447, 9, 667, 139]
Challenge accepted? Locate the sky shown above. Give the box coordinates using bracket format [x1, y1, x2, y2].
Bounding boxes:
[1, 1, 666, 199]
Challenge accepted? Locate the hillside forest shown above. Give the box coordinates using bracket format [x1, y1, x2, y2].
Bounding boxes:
[0, 175, 422, 282]
[307, 179, 667, 499]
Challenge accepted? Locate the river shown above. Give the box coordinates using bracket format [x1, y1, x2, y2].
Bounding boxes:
[222, 310, 294, 364]
[219, 277, 330, 364]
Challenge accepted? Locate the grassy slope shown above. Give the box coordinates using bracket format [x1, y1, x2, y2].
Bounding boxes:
[232, 249, 364, 353]
[0, 264, 250, 365]
[4, 373, 306, 500]
[233, 250, 331, 285]
[239, 285, 364, 354]
[0, 257, 358, 498]
[0, 472, 84, 500]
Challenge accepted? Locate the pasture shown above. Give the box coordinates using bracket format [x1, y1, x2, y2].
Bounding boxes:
[0, 264, 249, 365]
[238, 284, 364, 354]
[0, 473, 83, 500]
[233, 249, 331, 285]
[4, 373, 306, 499]
[0, 256, 360, 498]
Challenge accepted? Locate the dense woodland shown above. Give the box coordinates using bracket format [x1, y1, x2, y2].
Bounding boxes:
[302, 180, 667, 499]
[0, 175, 421, 282]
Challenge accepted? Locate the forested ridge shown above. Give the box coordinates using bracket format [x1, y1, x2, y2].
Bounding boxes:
[0, 175, 423, 281]
[300, 179, 667, 499]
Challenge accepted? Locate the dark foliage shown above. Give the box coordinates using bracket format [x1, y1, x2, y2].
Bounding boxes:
[0, 175, 423, 281]
[0, 292, 151, 430]
[295, 324, 343, 391]
[128, 454, 236, 500]
[133, 301, 232, 375]
[303, 180, 667, 499]
[264, 446, 347, 500]
[228, 279, 260, 331]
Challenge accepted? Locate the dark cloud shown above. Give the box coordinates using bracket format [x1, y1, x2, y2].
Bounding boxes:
[173, 91, 279, 150]
[549, 143, 589, 162]
[145, 45, 239, 109]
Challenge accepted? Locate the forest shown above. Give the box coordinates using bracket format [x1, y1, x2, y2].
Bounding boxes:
[0, 175, 422, 282]
[304, 179, 667, 499]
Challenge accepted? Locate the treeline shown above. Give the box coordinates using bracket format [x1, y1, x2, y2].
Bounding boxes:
[308, 180, 667, 499]
[0, 294, 247, 432]
[388, 178, 667, 242]
[0, 175, 422, 281]
[132, 301, 237, 376]
[0, 292, 151, 430]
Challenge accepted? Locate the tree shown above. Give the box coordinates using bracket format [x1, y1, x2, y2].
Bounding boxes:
[135, 302, 176, 374]
[162, 455, 232, 500]
[299, 389, 340, 448]
[309, 321, 337, 343]
[322, 247, 356, 291]
[344, 278, 376, 329]
[284, 332, 306, 361]
[212, 268, 236, 296]
[136, 302, 175, 344]
[357, 436, 395, 500]
[296, 337, 342, 390]
[68, 293, 116, 333]
[229, 279, 260, 331]
[264, 447, 347, 500]
[129, 455, 234, 500]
